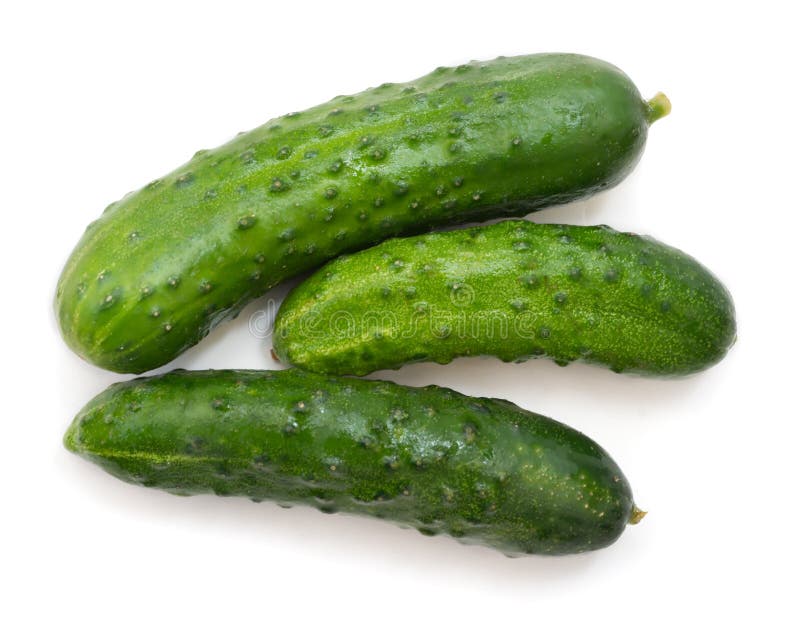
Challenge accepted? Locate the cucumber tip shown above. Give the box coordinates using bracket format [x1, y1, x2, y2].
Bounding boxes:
[646, 92, 671, 124]
[629, 505, 647, 525]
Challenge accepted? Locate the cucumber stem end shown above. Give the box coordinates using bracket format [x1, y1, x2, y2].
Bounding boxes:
[646, 92, 671, 124]
[629, 505, 647, 525]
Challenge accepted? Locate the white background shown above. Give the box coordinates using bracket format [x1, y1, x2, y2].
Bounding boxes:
[2, 1, 797, 619]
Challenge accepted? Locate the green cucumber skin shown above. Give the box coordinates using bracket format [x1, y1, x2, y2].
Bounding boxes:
[56, 53, 665, 373]
[273, 220, 736, 376]
[64, 368, 637, 556]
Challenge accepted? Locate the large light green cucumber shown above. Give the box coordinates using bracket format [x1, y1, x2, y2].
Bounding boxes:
[56, 53, 669, 373]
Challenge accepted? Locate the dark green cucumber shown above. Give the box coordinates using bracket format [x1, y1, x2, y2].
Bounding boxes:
[273, 220, 736, 376]
[56, 53, 669, 373]
[64, 368, 642, 556]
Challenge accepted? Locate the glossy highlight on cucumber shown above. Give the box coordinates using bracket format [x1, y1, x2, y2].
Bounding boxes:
[64, 368, 642, 556]
[273, 220, 735, 376]
[55, 53, 669, 373]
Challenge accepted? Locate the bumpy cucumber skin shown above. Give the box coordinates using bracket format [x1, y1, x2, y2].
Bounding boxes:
[274, 221, 736, 376]
[56, 53, 662, 373]
[64, 369, 637, 556]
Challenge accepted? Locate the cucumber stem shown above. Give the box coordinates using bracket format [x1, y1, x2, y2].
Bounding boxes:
[646, 92, 671, 124]
[629, 505, 647, 525]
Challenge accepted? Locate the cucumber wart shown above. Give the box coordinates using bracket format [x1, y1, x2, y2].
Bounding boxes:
[64, 368, 643, 556]
[273, 220, 736, 376]
[56, 53, 669, 373]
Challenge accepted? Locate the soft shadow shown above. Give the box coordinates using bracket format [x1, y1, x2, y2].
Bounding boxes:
[157, 276, 305, 374]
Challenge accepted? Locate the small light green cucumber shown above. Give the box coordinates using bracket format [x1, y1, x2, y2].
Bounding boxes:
[273, 220, 735, 376]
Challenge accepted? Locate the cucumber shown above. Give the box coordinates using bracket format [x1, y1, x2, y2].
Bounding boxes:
[64, 368, 642, 556]
[56, 53, 669, 373]
[273, 220, 736, 376]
